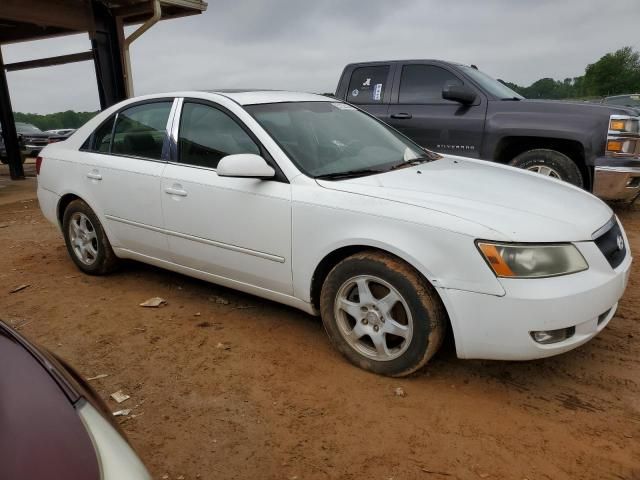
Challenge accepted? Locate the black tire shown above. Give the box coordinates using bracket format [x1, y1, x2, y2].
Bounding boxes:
[320, 250, 446, 377]
[0, 157, 7, 165]
[62, 199, 119, 275]
[509, 149, 583, 188]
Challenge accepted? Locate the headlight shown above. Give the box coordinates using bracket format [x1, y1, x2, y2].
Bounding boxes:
[477, 242, 588, 278]
[609, 115, 639, 134]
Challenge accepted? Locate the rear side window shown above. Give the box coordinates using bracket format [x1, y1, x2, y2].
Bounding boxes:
[178, 102, 260, 169]
[347, 66, 390, 104]
[92, 116, 115, 152]
[399, 65, 463, 104]
[111, 102, 172, 160]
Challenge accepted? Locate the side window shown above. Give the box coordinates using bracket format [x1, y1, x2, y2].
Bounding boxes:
[92, 116, 115, 152]
[178, 102, 260, 169]
[111, 102, 172, 160]
[347, 66, 390, 104]
[399, 65, 463, 104]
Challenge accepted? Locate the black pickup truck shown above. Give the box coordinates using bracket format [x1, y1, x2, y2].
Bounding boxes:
[335, 60, 640, 202]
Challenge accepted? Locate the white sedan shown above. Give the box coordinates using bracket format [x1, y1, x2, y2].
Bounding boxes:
[37, 91, 632, 376]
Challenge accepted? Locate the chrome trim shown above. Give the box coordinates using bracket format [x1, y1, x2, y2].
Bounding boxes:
[104, 214, 285, 263]
[607, 114, 640, 158]
[168, 97, 183, 161]
[593, 165, 640, 202]
[163, 98, 181, 161]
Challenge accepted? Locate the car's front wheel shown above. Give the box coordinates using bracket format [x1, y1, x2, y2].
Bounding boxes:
[62, 199, 119, 275]
[320, 251, 446, 377]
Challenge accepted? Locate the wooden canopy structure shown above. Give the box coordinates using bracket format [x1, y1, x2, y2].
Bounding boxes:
[0, 0, 207, 179]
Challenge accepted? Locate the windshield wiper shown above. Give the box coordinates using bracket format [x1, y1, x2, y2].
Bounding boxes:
[315, 169, 384, 180]
[390, 156, 434, 170]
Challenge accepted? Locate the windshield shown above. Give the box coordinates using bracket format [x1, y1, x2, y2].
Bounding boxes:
[459, 65, 525, 100]
[245, 102, 432, 177]
[604, 95, 640, 108]
[16, 123, 43, 134]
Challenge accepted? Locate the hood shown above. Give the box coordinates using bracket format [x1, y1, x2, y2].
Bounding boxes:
[19, 132, 49, 139]
[317, 156, 613, 242]
[519, 99, 639, 117]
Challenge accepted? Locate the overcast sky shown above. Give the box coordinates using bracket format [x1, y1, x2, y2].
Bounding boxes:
[3, 0, 640, 114]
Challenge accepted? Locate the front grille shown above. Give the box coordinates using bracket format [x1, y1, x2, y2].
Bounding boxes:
[594, 218, 626, 269]
[24, 138, 47, 145]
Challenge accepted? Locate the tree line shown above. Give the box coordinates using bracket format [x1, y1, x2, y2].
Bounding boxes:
[501, 46, 640, 100]
[14, 110, 97, 132]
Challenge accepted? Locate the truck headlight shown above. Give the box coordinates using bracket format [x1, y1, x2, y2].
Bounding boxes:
[609, 115, 640, 134]
[477, 242, 588, 278]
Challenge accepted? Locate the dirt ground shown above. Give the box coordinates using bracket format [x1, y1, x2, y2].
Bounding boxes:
[1, 173, 639, 480]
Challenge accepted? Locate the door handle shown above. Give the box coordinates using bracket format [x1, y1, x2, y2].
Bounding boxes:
[86, 171, 102, 180]
[165, 186, 188, 197]
[390, 113, 412, 119]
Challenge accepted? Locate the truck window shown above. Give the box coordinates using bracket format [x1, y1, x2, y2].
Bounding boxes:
[399, 65, 462, 104]
[347, 66, 389, 104]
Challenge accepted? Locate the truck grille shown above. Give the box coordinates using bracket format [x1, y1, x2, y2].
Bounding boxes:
[594, 218, 626, 269]
[24, 137, 47, 145]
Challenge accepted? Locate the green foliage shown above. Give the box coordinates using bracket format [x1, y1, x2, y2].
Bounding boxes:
[13, 110, 98, 131]
[504, 47, 640, 99]
[583, 47, 640, 96]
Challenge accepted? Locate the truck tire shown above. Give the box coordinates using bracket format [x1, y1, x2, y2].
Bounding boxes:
[509, 149, 583, 188]
[320, 250, 446, 377]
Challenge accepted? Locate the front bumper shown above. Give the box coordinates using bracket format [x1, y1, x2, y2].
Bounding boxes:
[441, 239, 632, 360]
[594, 166, 640, 202]
[24, 144, 45, 155]
[593, 155, 640, 202]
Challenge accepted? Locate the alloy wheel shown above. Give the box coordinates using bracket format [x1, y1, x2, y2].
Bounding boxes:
[68, 212, 99, 266]
[334, 275, 413, 361]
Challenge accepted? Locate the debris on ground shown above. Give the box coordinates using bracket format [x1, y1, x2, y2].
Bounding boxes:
[113, 409, 131, 416]
[216, 342, 231, 350]
[110, 390, 131, 403]
[234, 305, 256, 310]
[140, 297, 167, 308]
[87, 373, 109, 381]
[0, 223, 9, 228]
[194, 312, 201, 316]
[9, 284, 30, 294]
[394, 387, 406, 397]
[209, 296, 230, 305]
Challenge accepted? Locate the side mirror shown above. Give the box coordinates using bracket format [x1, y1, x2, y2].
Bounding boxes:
[217, 154, 275, 179]
[442, 84, 477, 104]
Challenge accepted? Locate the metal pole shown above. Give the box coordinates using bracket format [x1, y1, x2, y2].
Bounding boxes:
[122, 0, 162, 97]
[0, 47, 24, 180]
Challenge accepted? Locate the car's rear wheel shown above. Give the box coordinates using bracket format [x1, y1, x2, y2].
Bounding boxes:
[509, 149, 583, 187]
[320, 250, 446, 377]
[62, 199, 119, 275]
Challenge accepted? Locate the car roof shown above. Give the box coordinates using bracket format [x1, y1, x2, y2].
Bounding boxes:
[118, 90, 334, 107]
[605, 94, 640, 99]
[345, 59, 465, 67]
[208, 90, 333, 105]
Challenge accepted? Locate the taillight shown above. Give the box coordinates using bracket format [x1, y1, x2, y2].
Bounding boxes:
[36, 156, 43, 175]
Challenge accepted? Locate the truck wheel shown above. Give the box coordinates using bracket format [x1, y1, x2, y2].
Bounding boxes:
[320, 250, 446, 377]
[509, 149, 583, 188]
[62, 199, 119, 275]
[0, 158, 7, 165]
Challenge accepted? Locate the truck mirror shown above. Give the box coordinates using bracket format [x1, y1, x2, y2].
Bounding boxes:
[442, 85, 477, 104]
